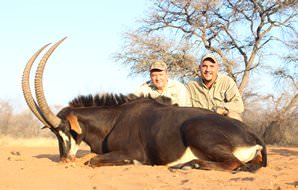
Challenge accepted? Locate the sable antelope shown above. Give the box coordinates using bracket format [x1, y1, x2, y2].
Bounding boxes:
[22, 38, 267, 171]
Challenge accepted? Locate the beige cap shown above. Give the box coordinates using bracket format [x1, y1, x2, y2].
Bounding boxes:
[201, 54, 218, 64]
[150, 61, 167, 71]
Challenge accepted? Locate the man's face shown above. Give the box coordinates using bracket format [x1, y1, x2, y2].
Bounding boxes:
[150, 70, 168, 91]
[199, 59, 219, 83]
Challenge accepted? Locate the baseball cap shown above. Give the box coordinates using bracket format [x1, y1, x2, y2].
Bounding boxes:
[201, 54, 218, 64]
[150, 61, 167, 71]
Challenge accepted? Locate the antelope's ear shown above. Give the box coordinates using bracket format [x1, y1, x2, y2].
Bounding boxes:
[66, 114, 82, 135]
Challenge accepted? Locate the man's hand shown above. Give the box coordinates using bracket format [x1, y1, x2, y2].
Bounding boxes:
[213, 106, 229, 116]
[213, 105, 243, 121]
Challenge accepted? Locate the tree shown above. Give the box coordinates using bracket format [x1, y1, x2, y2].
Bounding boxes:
[0, 101, 13, 135]
[114, 33, 198, 81]
[115, 0, 297, 95]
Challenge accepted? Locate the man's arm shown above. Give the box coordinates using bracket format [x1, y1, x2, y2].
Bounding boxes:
[134, 81, 151, 97]
[222, 80, 244, 114]
[176, 83, 192, 107]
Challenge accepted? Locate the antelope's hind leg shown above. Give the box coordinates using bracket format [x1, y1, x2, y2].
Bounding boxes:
[178, 158, 243, 171]
[180, 145, 244, 171]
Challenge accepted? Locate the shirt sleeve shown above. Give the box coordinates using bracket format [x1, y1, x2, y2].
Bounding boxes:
[222, 79, 244, 114]
[134, 87, 144, 97]
[185, 81, 197, 107]
[134, 82, 150, 97]
[175, 83, 192, 107]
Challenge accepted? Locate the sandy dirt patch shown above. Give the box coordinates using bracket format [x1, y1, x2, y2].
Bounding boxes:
[0, 143, 297, 190]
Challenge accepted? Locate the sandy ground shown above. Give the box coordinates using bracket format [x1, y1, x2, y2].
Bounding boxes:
[0, 142, 297, 190]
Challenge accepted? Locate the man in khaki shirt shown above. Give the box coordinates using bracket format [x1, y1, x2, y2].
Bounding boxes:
[135, 61, 190, 107]
[187, 54, 244, 121]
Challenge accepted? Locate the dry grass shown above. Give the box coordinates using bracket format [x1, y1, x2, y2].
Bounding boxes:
[0, 135, 57, 147]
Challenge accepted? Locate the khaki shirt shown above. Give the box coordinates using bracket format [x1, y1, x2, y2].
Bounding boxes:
[186, 74, 244, 114]
[135, 79, 191, 106]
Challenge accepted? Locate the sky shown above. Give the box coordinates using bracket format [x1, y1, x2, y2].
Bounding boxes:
[0, 1, 293, 113]
[0, 1, 151, 111]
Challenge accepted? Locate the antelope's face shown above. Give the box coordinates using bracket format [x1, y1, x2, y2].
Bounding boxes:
[49, 125, 78, 162]
[48, 113, 84, 162]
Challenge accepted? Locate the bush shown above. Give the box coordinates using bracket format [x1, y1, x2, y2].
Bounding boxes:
[243, 108, 298, 146]
[263, 114, 298, 146]
[0, 101, 55, 138]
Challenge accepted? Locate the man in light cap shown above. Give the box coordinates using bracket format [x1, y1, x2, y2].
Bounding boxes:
[186, 53, 244, 121]
[135, 61, 190, 106]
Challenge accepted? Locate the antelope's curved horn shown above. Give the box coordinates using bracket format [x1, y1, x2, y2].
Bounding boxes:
[35, 37, 67, 128]
[22, 43, 51, 126]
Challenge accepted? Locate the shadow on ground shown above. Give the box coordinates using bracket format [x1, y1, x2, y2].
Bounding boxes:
[33, 149, 90, 162]
[269, 148, 298, 157]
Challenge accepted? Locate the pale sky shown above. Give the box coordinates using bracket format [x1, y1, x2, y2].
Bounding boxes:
[0, 1, 151, 111]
